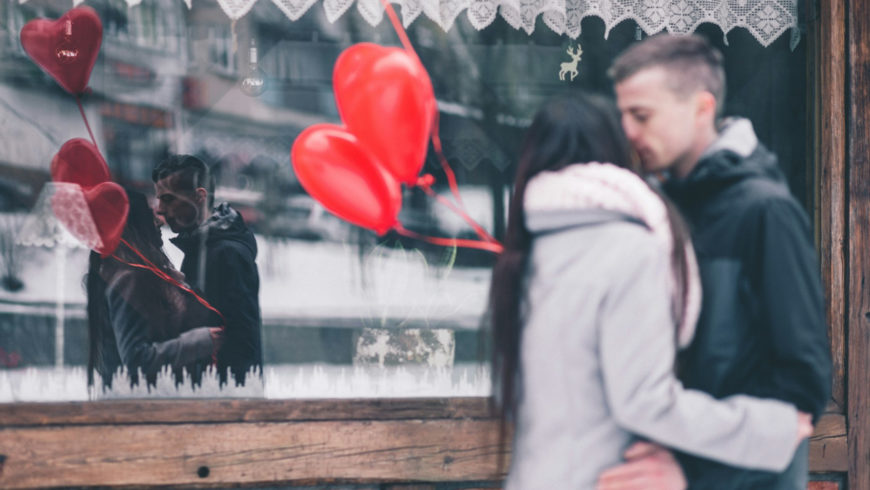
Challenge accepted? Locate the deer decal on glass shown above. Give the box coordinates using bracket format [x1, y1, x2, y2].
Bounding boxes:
[559, 44, 583, 82]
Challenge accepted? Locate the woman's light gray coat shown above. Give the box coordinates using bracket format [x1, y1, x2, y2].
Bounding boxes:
[505, 164, 800, 489]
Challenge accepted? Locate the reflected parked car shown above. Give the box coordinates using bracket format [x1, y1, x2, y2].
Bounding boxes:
[269, 195, 352, 242]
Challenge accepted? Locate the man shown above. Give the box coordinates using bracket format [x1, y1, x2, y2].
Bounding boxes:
[153, 155, 262, 386]
[599, 34, 831, 489]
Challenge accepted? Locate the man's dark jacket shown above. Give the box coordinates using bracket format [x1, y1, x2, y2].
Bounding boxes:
[663, 119, 831, 489]
[171, 203, 262, 385]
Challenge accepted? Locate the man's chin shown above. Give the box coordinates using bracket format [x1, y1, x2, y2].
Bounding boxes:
[640, 159, 668, 175]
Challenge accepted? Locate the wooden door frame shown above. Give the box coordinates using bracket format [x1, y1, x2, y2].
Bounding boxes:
[844, 0, 870, 487]
[812, 0, 870, 487]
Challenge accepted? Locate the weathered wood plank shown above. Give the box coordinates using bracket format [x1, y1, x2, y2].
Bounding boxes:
[817, 0, 847, 412]
[0, 420, 507, 488]
[0, 398, 494, 427]
[809, 482, 841, 490]
[810, 413, 846, 473]
[814, 413, 847, 439]
[810, 435, 848, 473]
[848, 0, 870, 486]
[0, 413, 846, 488]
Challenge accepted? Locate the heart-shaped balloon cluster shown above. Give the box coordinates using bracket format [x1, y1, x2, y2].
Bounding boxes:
[20, 6, 102, 95]
[50, 138, 128, 257]
[19, 8, 124, 256]
[291, 43, 436, 234]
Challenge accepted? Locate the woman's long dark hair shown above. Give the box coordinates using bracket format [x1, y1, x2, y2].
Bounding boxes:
[489, 94, 693, 470]
[86, 187, 173, 387]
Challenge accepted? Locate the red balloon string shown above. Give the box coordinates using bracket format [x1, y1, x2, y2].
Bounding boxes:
[394, 223, 504, 254]
[376, 0, 499, 246]
[75, 95, 100, 153]
[376, 0, 463, 207]
[111, 238, 226, 363]
[429, 111, 466, 206]
[377, 0, 415, 57]
[416, 177, 499, 244]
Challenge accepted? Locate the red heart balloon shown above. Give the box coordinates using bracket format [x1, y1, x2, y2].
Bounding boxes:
[51, 181, 128, 257]
[334, 43, 436, 186]
[291, 124, 401, 235]
[51, 138, 110, 189]
[20, 6, 102, 95]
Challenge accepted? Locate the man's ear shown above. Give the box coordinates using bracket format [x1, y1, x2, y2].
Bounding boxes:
[696, 91, 717, 121]
[194, 187, 208, 204]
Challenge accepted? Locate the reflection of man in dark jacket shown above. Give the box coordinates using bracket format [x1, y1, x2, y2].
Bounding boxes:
[599, 35, 831, 489]
[152, 155, 262, 385]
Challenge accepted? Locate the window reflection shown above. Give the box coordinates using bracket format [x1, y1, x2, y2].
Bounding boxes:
[0, 0, 806, 400]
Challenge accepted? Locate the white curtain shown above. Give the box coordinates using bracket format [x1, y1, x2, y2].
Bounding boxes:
[277, 0, 796, 47]
[67, 0, 799, 46]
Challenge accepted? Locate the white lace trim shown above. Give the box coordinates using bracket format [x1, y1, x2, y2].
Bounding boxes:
[61, 0, 798, 47]
[247, 0, 797, 47]
[17, 182, 102, 250]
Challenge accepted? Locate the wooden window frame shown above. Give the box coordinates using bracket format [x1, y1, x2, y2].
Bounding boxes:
[0, 1, 866, 486]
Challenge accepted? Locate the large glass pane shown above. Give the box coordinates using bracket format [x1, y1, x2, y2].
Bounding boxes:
[0, 0, 806, 400]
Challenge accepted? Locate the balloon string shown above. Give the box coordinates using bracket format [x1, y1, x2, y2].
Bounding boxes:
[76, 95, 99, 153]
[429, 111, 464, 207]
[112, 239, 226, 363]
[376, 0, 500, 249]
[375, 0, 462, 209]
[377, 0, 415, 57]
[394, 224, 503, 254]
[417, 179, 499, 244]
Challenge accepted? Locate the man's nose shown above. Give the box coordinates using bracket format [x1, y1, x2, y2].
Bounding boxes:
[621, 116, 639, 142]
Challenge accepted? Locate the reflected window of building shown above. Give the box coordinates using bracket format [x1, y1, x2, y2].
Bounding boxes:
[0, 0, 808, 401]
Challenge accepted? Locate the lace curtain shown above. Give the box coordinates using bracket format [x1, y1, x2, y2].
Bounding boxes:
[65, 0, 798, 47]
[217, 0, 798, 47]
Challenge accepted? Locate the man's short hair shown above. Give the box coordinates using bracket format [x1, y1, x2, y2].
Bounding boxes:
[609, 34, 726, 117]
[152, 155, 215, 207]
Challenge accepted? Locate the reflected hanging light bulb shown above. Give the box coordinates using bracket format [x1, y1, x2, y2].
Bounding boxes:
[55, 18, 79, 64]
[240, 39, 266, 97]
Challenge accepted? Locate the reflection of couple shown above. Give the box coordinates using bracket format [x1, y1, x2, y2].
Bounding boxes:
[493, 36, 830, 489]
[87, 156, 262, 390]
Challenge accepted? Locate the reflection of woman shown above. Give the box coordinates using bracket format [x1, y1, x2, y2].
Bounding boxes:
[489, 95, 812, 488]
[86, 188, 222, 389]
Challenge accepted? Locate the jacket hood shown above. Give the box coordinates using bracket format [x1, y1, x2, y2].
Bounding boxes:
[523, 162, 700, 348]
[171, 203, 257, 257]
[524, 162, 666, 236]
[525, 208, 644, 236]
[666, 118, 785, 199]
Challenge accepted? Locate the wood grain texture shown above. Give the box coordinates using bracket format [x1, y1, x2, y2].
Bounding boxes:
[0, 398, 494, 427]
[816, 0, 848, 412]
[0, 411, 846, 488]
[808, 482, 841, 490]
[847, 0, 870, 486]
[0, 419, 507, 488]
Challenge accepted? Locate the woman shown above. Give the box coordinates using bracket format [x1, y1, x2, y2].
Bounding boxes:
[87, 188, 222, 390]
[489, 95, 812, 488]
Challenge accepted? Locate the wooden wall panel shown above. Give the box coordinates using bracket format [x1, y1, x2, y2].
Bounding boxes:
[815, 0, 848, 412]
[0, 400, 847, 488]
[810, 414, 848, 472]
[0, 419, 506, 488]
[847, 0, 870, 487]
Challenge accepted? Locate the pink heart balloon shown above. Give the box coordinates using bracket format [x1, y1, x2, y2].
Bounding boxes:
[20, 6, 102, 95]
[291, 123, 402, 235]
[333, 43, 436, 186]
[51, 181, 129, 257]
[50, 138, 111, 189]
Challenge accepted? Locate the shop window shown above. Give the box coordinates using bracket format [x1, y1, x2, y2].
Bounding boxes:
[0, 0, 809, 402]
